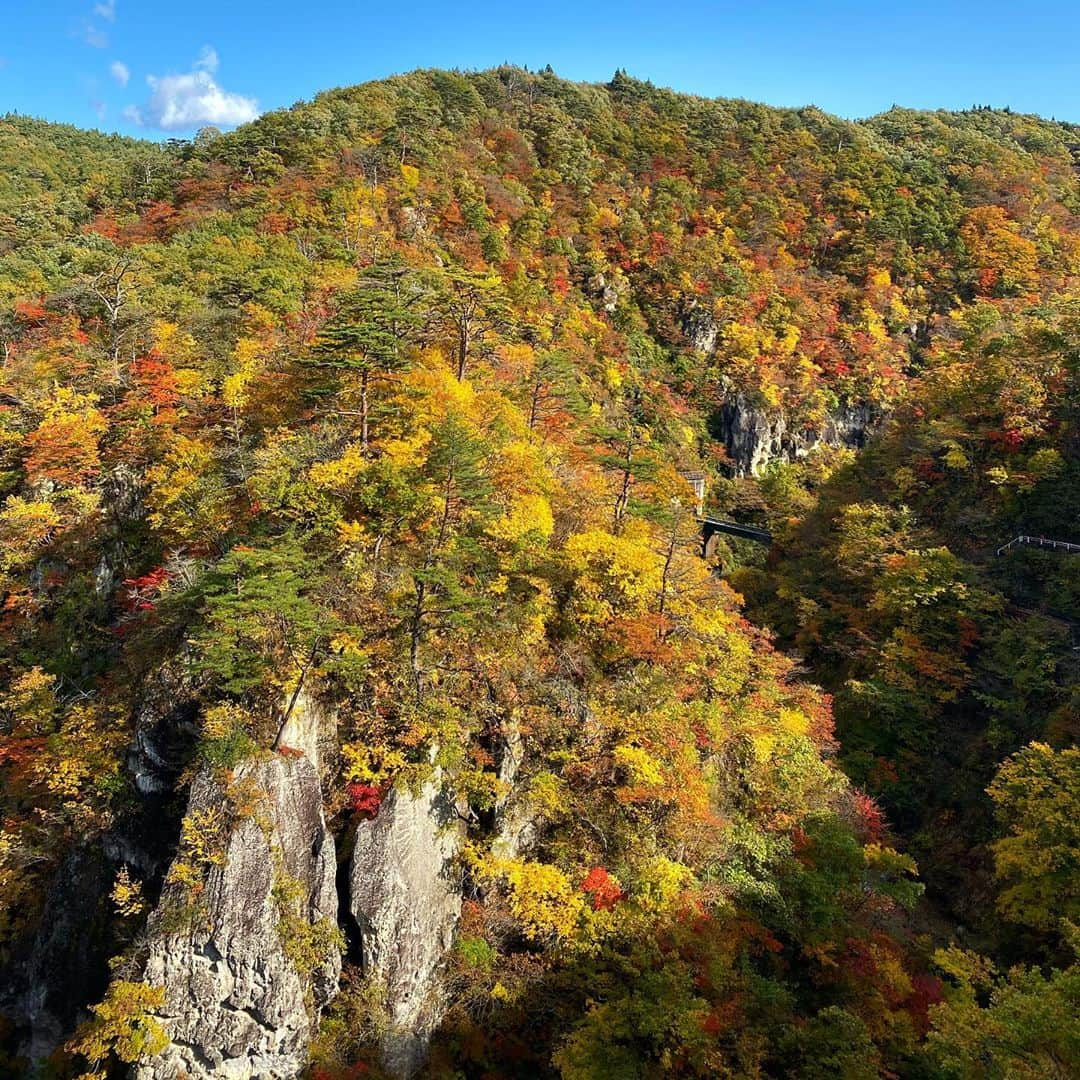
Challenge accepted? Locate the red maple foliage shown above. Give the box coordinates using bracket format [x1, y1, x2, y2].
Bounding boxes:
[581, 866, 624, 910]
[310, 1065, 370, 1080]
[346, 782, 385, 819]
[121, 567, 169, 613]
[131, 355, 181, 410]
[905, 973, 945, 1036]
[851, 790, 887, 844]
[989, 427, 1025, 451]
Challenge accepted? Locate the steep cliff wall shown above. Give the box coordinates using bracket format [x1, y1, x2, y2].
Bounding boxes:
[349, 774, 463, 1079]
[137, 755, 340, 1079]
[715, 392, 877, 476]
[0, 846, 114, 1062]
[274, 687, 338, 781]
[128, 659, 201, 797]
[491, 720, 537, 860]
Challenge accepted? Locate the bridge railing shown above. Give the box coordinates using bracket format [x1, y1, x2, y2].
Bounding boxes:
[997, 535, 1080, 556]
[699, 516, 773, 547]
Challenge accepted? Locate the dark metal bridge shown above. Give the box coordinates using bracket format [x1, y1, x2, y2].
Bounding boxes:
[699, 525, 1080, 559]
[678, 473, 773, 556]
[700, 516, 773, 556]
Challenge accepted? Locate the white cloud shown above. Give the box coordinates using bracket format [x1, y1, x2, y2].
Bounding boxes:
[194, 46, 218, 74]
[125, 50, 258, 131]
[81, 23, 108, 48]
[75, 0, 112, 48]
[110, 60, 130, 87]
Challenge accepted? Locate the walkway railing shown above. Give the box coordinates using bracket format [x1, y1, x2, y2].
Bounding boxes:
[699, 517, 773, 545]
[997, 535, 1080, 556]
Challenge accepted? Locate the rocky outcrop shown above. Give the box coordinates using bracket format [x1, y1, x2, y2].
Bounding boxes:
[588, 270, 627, 313]
[715, 392, 877, 476]
[350, 774, 463, 1079]
[0, 846, 114, 1062]
[128, 659, 202, 796]
[94, 465, 146, 597]
[492, 721, 536, 859]
[137, 755, 340, 1079]
[683, 306, 719, 354]
[275, 687, 338, 781]
[677, 308, 879, 475]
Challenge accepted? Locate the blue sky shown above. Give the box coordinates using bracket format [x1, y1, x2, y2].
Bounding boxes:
[4, 1, 1080, 137]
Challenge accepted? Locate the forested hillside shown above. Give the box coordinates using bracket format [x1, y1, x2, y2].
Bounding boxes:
[0, 68, 1077, 1078]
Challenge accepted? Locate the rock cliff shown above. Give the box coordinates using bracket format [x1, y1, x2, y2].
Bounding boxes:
[491, 721, 536, 859]
[137, 755, 340, 1079]
[715, 392, 877, 476]
[274, 686, 338, 781]
[128, 658, 201, 797]
[0, 846, 114, 1063]
[349, 774, 463, 1078]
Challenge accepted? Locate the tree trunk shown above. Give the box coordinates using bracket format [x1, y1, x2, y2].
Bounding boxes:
[529, 380, 543, 430]
[410, 578, 426, 703]
[360, 368, 370, 451]
[612, 431, 635, 535]
[457, 323, 470, 381]
[272, 639, 321, 749]
[657, 514, 682, 640]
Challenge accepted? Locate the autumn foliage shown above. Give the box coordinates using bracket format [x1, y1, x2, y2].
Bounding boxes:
[0, 69, 1076, 1078]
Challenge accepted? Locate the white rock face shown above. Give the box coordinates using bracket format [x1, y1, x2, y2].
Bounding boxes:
[683, 307, 719, 354]
[275, 686, 337, 778]
[492, 722, 536, 860]
[350, 775, 463, 1078]
[717, 391, 877, 476]
[137, 755, 340, 1079]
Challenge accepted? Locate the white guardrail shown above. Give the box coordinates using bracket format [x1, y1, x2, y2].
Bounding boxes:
[997, 535, 1080, 556]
